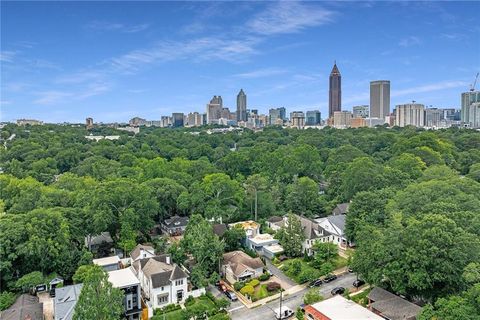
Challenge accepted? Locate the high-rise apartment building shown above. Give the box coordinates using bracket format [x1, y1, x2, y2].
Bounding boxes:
[290, 111, 305, 129]
[352, 105, 369, 118]
[394, 103, 425, 127]
[333, 111, 352, 128]
[329, 62, 341, 118]
[461, 91, 480, 127]
[86, 117, 93, 129]
[206, 95, 223, 124]
[172, 113, 184, 127]
[186, 112, 203, 127]
[370, 81, 390, 121]
[306, 110, 321, 125]
[424, 108, 443, 127]
[236, 89, 247, 122]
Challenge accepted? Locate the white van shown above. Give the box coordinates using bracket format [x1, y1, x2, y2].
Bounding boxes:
[274, 306, 294, 319]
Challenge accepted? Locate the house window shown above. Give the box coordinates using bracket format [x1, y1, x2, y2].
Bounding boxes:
[157, 294, 169, 305]
[175, 279, 184, 286]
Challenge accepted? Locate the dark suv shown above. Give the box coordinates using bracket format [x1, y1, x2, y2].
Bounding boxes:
[309, 279, 323, 287]
[331, 287, 345, 295]
[323, 274, 337, 283]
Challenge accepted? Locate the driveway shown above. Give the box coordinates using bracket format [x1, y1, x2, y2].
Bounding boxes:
[207, 284, 244, 313]
[230, 272, 357, 320]
[265, 259, 296, 288]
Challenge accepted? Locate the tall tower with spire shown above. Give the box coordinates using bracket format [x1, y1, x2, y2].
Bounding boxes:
[236, 89, 247, 122]
[329, 62, 341, 118]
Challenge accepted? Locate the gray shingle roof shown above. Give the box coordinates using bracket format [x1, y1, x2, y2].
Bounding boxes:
[163, 215, 189, 229]
[130, 244, 155, 261]
[333, 203, 349, 215]
[368, 288, 421, 320]
[140, 255, 187, 289]
[327, 214, 346, 234]
[212, 224, 227, 237]
[54, 284, 83, 320]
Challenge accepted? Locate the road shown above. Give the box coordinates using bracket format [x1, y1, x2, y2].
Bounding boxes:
[230, 272, 357, 320]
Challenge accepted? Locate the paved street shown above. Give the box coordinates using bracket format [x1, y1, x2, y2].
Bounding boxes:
[230, 272, 357, 320]
[265, 259, 296, 288]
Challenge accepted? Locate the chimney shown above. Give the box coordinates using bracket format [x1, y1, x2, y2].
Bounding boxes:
[166, 255, 171, 265]
[140, 247, 145, 258]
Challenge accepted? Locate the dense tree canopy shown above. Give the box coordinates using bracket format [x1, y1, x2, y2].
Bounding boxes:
[0, 123, 479, 310]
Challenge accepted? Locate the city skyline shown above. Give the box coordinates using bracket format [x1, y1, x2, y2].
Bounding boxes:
[1, 1, 479, 123]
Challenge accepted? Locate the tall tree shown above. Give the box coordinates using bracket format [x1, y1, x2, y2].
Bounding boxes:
[276, 213, 305, 257]
[73, 265, 124, 320]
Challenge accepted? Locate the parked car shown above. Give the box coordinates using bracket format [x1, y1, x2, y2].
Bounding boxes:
[347, 267, 354, 273]
[309, 279, 323, 288]
[323, 274, 337, 283]
[331, 287, 345, 295]
[299, 304, 306, 312]
[225, 290, 238, 301]
[274, 306, 294, 319]
[353, 279, 365, 287]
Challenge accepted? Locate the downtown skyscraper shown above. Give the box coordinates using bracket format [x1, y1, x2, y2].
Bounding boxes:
[370, 80, 390, 121]
[329, 62, 341, 118]
[236, 89, 247, 122]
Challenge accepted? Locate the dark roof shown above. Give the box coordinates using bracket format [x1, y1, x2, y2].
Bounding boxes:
[133, 254, 170, 273]
[163, 215, 189, 229]
[0, 294, 43, 320]
[293, 214, 330, 240]
[223, 251, 264, 276]
[212, 224, 227, 237]
[170, 265, 188, 281]
[332, 203, 349, 215]
[267, 216, 283, 223]
[368, 288, 421, 320]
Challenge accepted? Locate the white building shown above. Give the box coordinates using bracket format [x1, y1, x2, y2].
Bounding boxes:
[395, 103, 425, 127]
[133, 255, 189, 309]
[108, 268, 142, 320]
[93, 256, 120, 272]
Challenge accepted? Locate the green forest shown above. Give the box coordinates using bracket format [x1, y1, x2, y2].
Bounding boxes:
[1, 124, 480, 318]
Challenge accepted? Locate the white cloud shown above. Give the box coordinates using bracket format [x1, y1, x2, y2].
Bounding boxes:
[246, 1, 334, 35]
[233, 68, 288, 78]
[399, 36, 421, 47]
[392, 80, 469, 97]
[0, 51, 17, 63]
[34, 91, 72, 105]
[107, 37, 259, 73]
[86, 21, 150, 33]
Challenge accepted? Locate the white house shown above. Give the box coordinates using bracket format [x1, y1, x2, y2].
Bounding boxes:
[315, 214, 351, 248]
[245, 234, 284, 258]
[93, 256, 120, 272]
[133, 254, 189, 309]
[108, 267, 142, 320]
[130, 244, 155, 263]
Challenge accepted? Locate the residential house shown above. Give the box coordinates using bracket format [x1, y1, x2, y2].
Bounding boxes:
[222, 251, 264, 283]
[161, 215, 189, 236]
[93, 256, 120, 272]
[367, 287, 421, 320]
[228, 220, 260, 238]
[245, 234, 283, 258]
[130, 244, 155, 263]
[0, 294, 44, 320]
[84, 232, 113, 254]
[304, 295, 383, 320]
[314, 214, 351, 248]
[108, 268, 143, 320]
[54, 284, 83, 320]
[332, 203, 349, 215]
[133, 254, 189, 309]
[289, 215, 331, 256]
[266, 216, 284, 231]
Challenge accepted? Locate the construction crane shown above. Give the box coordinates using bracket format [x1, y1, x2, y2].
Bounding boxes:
[471, 72, 479, 92]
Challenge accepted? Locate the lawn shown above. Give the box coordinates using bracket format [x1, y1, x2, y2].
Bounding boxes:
[349, 288, 372, 307]
[252, 283, 280, 301]
[281, 256, 348, 284]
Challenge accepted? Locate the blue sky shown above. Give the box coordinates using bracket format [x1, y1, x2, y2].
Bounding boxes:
[1, 1, 479, 123]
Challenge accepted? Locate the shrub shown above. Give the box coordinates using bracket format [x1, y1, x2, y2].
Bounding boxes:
[304, 289, 323, 305]
[298, 269, 317, 283]
[258, 273, 271, 281]
[0, 292, 16, 311]
[248, 279, 260, 287]
[205, 291, 215, 302]
[233, 281, 245, 291]
[184, 296, 195, 307]
[154, 303, 182, 315]
[243, 248, 258, 258]
[240, 285, 255, 296]
[272, 257, 280, 265]
[15, 271, 44, 292]
[214, 297, 230, 310]
[266, 282, 281, 292]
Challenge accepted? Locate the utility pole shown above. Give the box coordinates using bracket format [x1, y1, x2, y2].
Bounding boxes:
[279, 289, 283, 320]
